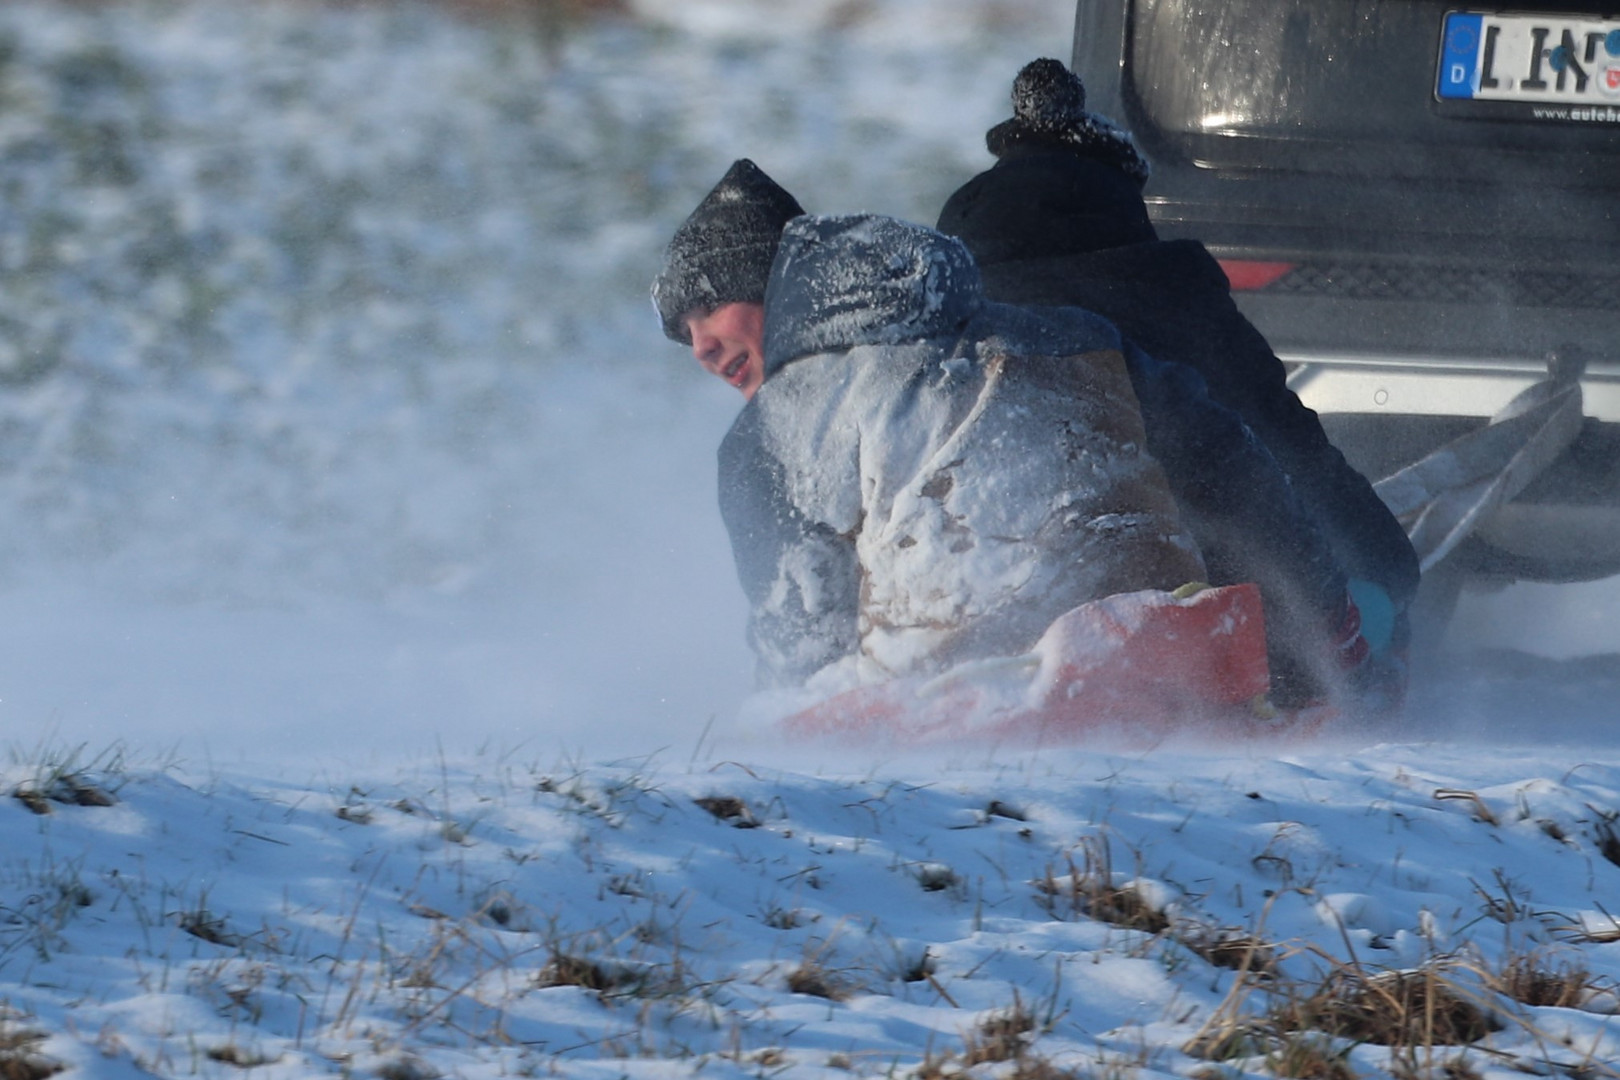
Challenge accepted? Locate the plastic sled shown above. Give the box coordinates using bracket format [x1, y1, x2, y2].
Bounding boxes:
[779, 584, 1334, 747]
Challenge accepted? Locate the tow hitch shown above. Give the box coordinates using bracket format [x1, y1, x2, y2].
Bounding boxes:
[1374, 345, 1588, 572]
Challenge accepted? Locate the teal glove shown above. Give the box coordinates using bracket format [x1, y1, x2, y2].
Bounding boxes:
[1347, 578, 1396, 655]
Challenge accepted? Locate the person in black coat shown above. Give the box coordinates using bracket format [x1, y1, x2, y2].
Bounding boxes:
[936, 59, 1419, 701]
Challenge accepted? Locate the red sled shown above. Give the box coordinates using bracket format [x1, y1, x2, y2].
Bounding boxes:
[779, 584, 1333, 747]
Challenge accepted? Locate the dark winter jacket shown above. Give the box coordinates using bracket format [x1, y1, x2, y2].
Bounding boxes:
[721, 213, 1351, 696]
[937, 149, 1421, 616]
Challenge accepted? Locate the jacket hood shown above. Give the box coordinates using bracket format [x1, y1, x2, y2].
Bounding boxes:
[762, 214, 982, 378]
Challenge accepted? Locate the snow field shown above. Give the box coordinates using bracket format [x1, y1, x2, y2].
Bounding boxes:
[5, 743, 1620, 1078]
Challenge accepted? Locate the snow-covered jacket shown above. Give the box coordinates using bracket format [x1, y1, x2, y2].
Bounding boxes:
[718, 402, 861, 687]
[722, 214, 1351, 691]
[743, 213, 1204, 682]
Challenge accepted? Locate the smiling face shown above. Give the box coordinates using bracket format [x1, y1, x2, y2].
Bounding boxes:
[686, 301, 766, 400]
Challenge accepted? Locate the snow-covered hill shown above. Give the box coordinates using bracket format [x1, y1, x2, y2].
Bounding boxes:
[3, 2, 1620, 1075]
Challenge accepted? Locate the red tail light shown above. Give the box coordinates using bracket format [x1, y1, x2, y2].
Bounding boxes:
[1218, 260, 1297, 291]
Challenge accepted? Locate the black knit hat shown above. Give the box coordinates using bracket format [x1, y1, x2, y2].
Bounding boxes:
[652, 159, 805, 344]
[985, 59, 1149, 186]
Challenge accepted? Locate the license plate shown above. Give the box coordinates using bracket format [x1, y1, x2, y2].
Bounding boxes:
[1437, 10, 1620, 118]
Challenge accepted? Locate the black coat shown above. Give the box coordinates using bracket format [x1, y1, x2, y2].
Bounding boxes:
[938, 151, 1420, 615]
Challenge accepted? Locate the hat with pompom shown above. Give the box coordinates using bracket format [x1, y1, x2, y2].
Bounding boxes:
[652, 159, 805, 344]
[985, 58, 1149, 186]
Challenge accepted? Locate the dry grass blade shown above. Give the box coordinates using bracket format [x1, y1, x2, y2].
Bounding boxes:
[1190, 950, 1503, 1069]
[179, 909, 241, 947]
[1433, 789, 1499, 826]
[1429, 1056, 1486, 1080]
[10, 789, 51, 816]
[914, 863, 960, 893]
[1593, 819, 1620, 870]
[50, 776, 116, 807]
[537, 952, 627, 993]
[1280, 967, 1498, 1048]
[961, 1000, 1036, 1066]
[1003, 1060, 1086, 1080]
[1182, 891, 1293, 1060]
[1183, 1017, 1272, 1063]
[375, 1056, 440, 1080]
[1179, 925, 1279, 977]
[1470, 870, 1529, 925]
[985, 800, 1026, 822]
[205, 1044, 278, 1069]
[1488, 953, 1603, 1009]
[1265, 1034, 1356, 1080]
[785, 961, 851, 1001]
[1033, 837, 1169, 934]
[10, 772, 116, 815]
[0, 1030, 65, 1080]
[693, 794, 758, 828]
[997, 1062, 1088, 1080]
[0, 1057, 65, 1080]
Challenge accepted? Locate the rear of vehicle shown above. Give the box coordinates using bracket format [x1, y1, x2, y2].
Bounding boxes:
[1072, 0, 1620, 586]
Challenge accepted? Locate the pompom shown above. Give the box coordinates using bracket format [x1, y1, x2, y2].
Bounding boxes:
[984, 59, 1150, 185]
[1011, 57, 1086, 131]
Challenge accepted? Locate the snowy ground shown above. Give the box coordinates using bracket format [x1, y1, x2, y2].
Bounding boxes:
[2, 1, 1620, 1077]
[7, 736, 1620, 1080]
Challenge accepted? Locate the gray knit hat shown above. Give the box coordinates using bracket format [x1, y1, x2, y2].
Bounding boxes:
[652, 159, 805, 344]
[985, 59, 1150, 186]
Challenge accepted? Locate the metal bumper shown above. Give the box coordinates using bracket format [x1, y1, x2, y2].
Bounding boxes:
[1286, 351, 1620, 424]
[1288, 351, 1620, 583]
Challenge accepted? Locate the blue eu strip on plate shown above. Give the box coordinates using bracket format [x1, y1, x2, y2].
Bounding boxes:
[1438, 12, 1484, 100]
